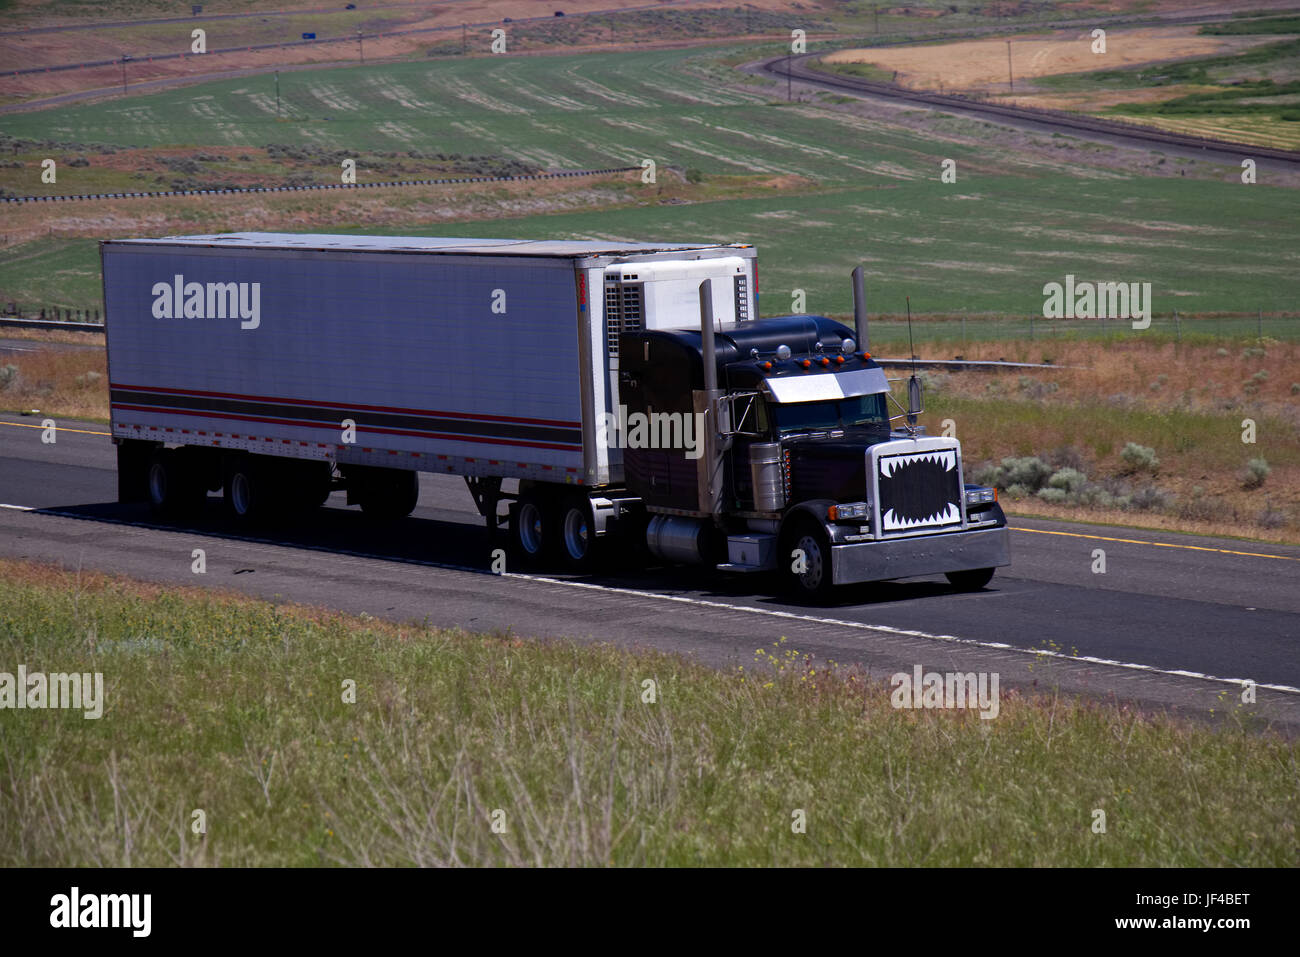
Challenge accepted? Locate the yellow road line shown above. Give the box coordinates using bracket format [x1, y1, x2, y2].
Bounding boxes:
[0, 420, 110, 437]
[1012, 526, 1300, 562]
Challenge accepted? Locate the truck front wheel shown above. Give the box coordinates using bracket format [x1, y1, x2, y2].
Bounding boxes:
[780, 518, 836, 600]
[945, 567, 995, 591]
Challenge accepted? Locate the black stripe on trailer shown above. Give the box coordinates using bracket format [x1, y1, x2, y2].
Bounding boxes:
[109, 389, 582, 447]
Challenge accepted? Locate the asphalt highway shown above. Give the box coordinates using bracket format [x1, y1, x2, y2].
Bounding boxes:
[2, 412, 1298, 726]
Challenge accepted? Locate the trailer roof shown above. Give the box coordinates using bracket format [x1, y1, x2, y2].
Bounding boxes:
[106, 233, 752, 258]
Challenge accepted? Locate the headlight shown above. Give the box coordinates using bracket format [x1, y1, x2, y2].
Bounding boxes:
[828, 502, 869, 521]
[965, 487, 997, 506]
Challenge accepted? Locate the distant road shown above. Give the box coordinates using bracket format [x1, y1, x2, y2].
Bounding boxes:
[758, 52, 1300, 171]
[3, 412, 1298, 728]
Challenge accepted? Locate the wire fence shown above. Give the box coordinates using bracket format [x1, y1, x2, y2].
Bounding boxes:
[851, 312, 1300, 345]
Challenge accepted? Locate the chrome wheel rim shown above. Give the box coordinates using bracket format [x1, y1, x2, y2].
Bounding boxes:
[563, 507, 589, 560]
[518, 502, 544, 554]
[795, 534, 824, 590]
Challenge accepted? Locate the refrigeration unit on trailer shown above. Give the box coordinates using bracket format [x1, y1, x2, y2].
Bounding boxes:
[102, 232, 1007, 598]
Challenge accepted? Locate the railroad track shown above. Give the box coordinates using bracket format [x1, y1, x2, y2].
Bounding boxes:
[762, 53, 1300, 170]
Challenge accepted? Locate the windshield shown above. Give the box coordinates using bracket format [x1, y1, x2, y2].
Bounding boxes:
[772, 394, 889, 435]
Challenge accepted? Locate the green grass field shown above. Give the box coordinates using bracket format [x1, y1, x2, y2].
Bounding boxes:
[3, 46, 1297, 321]
[7, 50, 871, 178]
[2, 560, 1294, 867]
[5, 167, 1299, 324]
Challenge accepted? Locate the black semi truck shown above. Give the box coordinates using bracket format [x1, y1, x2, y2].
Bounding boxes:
[103, 234, 1008, 598]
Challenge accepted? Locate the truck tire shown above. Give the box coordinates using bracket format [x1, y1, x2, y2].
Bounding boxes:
[945, 567, 995, 591]
[558, 495, 601, 571]
[510, 490, 556, 567]
[223, 457, 269, 521]
[356, 468, 419, 520]
[780, 518, 836, 600]
[147, 449, 205, 517]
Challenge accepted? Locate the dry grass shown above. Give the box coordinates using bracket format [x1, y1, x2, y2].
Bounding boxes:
[910, 338, 1300, 539]
[928, 338, 1300, 420]
[0, 346, 108, 421]
[824, 25, 1272, 93]
[0, 326, 104, 346]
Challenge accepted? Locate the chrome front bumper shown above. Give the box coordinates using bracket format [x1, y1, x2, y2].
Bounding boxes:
[830, 526, 1010, 585]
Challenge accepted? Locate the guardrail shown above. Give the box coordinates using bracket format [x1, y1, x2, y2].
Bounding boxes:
[0, 317, 104, 332]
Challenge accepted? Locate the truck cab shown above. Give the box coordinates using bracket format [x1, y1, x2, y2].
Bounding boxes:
[617, 312, 1009, 597]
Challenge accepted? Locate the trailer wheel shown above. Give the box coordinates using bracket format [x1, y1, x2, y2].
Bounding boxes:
[223, 458, 268, 521]
[945, 567, 995, 591]
[780, 518, 836, 600]
[146, 449, 204, 516]
[510, 490, 555, 566]
[559, 496, 600, 571]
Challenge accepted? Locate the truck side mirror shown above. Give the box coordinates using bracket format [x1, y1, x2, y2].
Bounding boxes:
[906, 374, 923, 427]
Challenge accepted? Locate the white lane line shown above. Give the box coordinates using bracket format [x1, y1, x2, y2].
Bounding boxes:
[499, 573, 1300, 696]
[4, 501, 1298, 697]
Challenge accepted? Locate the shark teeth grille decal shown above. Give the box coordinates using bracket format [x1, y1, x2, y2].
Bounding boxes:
[877, 450, 962, 533]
